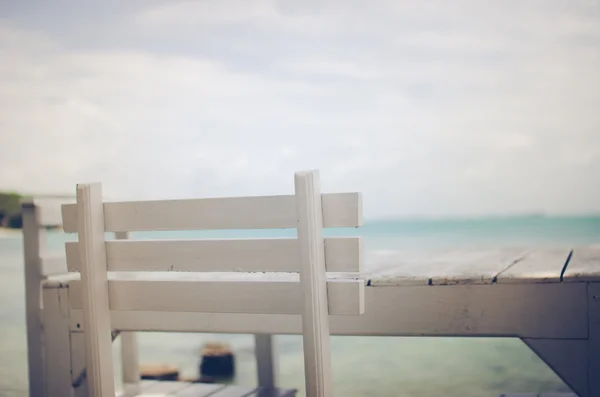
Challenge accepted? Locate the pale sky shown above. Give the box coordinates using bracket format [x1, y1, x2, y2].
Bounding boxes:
[1, 0, 599, 218]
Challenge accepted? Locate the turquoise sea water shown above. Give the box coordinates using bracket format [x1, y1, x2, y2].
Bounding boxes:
[1, 216, 600, 397]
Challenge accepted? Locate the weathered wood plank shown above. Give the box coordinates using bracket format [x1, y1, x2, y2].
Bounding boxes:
[69, 278, 364, 315]
[562, 246, 600, 282]
[495, 248, 571, 284]
[69, 283, 588, 339]
[429, 249, 527, 285]
[61, 193, 362, 233]
[65, 237, 363, 273]
[366, 248, 527, 286]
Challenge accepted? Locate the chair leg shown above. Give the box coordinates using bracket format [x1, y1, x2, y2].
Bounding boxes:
[121, 332, 140, 396]
[42, 285, 74, 397]
[254, 334, 277, 388]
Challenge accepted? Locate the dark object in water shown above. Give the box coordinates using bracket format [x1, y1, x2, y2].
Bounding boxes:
[199, 342, 235, 380]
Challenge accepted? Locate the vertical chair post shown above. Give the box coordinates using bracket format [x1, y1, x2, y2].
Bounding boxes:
[77, 184, 115, 397]
[22, 202, 46, 397]
[42, 283, 73, 397]
[294, 170, 333, 397]
[115, 231, 141, 396]
[254, 334, 278, 388]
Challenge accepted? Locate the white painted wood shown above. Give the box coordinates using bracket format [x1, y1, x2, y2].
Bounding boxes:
[254, 334, 277, 388]
[113, 231, 140, 394]
[40, 253, 67, 276]
[522, 338, 588, 397]
[69, 283, 588, 339]
[562, 246, 600, 282]
[61, 192, 362, 233]
[21, 202, 46, 397]
[119, 331, 139, 394]
[69, 278, 364, 315]
[65, 237, 363, 273]
[35, 197, 73, 227]
[366, 248, 528, 286]
[70, 332, 86, 388]
[42, 285, 73, 397]
[294, 170, 333, 397]
[588, 282, 600, 397]
[495, 248, 571, 284]
[76, 183, 115, 397]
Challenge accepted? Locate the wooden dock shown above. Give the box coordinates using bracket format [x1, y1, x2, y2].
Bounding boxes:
[23, 193, 600, 397]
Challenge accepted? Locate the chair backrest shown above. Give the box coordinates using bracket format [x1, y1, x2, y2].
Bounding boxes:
[61, 170, 364, 397]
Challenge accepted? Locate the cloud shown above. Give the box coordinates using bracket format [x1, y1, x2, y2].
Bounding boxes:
[1, 0, 599, 217]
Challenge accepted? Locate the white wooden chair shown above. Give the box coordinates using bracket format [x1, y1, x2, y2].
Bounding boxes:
[58, 170, 364, 397]
[21, 199, 140, 397]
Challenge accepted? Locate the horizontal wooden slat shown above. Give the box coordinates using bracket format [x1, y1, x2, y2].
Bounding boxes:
[62, 193, 362, 233]
[65, 237, 362, 273]
[69, 279, 364, 315]
[67, 283, 588, 339]
[39, 254, 67, 276]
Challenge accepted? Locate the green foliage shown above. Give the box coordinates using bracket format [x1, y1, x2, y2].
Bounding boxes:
[0, 191, 23, 215]
[0, 191, 24, 228]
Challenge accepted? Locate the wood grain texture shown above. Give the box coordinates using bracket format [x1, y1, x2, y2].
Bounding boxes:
[366, 248, 527, 286]
[562, 246, 600, 282]
[65, 237, 362, 273]
[61, 193, 362, 233]
[70, 282, 587, 339]
[76, 183, 115, 397]
[495, 248, 571, 284]
[69, 278, 364, 315]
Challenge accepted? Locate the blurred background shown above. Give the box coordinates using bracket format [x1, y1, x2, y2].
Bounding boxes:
[1, 1, 599, 396]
